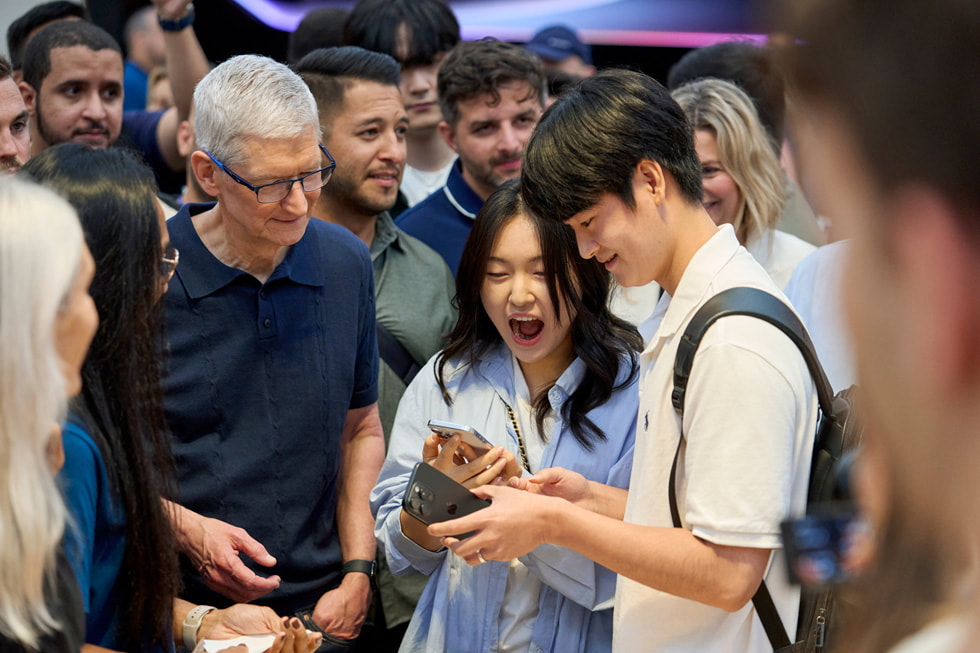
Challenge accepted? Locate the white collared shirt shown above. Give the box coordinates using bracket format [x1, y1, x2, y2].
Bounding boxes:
[616, 224, 818, 653]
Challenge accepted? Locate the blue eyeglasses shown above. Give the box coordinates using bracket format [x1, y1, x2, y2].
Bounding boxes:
[205, 144, 336, 203]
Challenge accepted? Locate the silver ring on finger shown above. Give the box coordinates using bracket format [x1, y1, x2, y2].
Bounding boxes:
[477, 549, 487, 564]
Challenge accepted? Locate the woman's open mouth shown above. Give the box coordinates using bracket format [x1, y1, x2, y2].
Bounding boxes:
[509, 316, 544, 343]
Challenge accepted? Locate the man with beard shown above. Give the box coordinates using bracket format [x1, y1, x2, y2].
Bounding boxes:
[16, 2, 207, 194]
[0, 56, 30, 174]
[395, 38, 545, 276]
[297, 45, 456, 652]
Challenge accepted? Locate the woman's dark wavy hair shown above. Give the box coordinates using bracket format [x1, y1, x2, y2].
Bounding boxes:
[436, 179, 643, 449]
[21, 144, 178, 651]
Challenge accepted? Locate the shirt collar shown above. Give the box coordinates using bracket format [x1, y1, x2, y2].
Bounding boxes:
[443, 160, 484, 220]
[473, 343, 586, 411]
[370, 211, 400, 260]
[642, 224, 742, 351]
[168, 202, 325, 299]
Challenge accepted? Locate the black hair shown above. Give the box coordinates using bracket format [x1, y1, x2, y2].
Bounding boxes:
[296, 46, 401, 131]
[343, 0, 459, 67]
[667, 40, 785, 152]
[21, 143, 179, 651]
[288, 8, 350, 66]
[436, 179, 642, 449]
[6, 0, 88, 72]
[521, 68, 702, 223]
[22, 20, 120, 93]
[0, 55, 11, 80]
[437, 37, 546, 127]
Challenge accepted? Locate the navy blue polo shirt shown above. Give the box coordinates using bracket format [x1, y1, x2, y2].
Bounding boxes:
[163, 203, 379, 614]
[395, 160, 484, 276]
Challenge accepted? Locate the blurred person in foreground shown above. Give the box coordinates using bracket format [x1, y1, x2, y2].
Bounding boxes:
[0, 176, 94, 653]
[784, 0, 980, 651]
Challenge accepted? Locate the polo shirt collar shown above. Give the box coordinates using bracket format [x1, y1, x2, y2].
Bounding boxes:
[642, 224, 741, 352]
[443, 160, 484, 220]
[169, 202, 325, 300]
[370, 211, 400, 260]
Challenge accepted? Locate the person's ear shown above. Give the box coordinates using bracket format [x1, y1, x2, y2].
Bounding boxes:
[635, 159, 667, 205]
[438, 120, 458, 154]
[18, 81, 37, 117]
[176, 120, 195, 158]
[888, 185, 980, 396]
[190, 150, 221, 196]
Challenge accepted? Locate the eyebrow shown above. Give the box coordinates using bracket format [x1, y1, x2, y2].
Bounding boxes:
[12, 110, 28, 122]
[487, 255, 544, 264]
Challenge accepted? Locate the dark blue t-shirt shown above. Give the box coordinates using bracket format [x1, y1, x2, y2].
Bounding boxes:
[163, 203, 379, 614]
[120, 109, 184, 194]
[395, 161, 484, 276]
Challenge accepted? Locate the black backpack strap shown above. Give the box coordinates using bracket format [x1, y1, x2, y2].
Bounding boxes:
[672, 287, 834, 417]
[669, 287, 835, 651]
[377, 323, 423, 386]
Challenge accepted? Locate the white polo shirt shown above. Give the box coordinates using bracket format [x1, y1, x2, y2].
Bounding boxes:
[615, 225, 818, 653]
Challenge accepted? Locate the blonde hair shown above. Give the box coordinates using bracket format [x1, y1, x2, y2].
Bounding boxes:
[672, 77, 785, 243]
[0, 177, 83, 647]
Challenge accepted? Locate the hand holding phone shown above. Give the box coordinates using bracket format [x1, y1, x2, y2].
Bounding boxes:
[402, 462, 491, 539]
[427, 420, 493, 458]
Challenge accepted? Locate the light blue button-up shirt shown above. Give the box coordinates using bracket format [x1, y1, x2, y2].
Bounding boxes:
[371, 343, 639, 653]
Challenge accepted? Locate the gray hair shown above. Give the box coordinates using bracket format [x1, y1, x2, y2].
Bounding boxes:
[194, 54, 321, 167]
[0, 177, 81, 647]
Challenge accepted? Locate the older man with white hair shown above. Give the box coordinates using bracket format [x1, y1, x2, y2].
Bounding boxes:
[163, 55, 384, 651]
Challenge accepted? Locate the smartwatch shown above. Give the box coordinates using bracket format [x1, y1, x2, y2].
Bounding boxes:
[182, 604, 216, 650]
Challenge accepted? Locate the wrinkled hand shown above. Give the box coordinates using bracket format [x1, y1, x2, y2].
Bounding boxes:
[152, 0, 193, 20]
[510, 467, 594, 509]
[423, 433, 522, 489]
[311, 574, 371, 640]
[427, 484, 558, 565]
[200, 603, 281, 642]
[175, 508, 280, 602]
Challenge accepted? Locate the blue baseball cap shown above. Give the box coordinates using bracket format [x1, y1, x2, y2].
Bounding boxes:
[525, 25, 592, 66]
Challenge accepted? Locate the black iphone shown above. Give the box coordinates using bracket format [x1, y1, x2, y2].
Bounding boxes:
[402, 462, 491, 539]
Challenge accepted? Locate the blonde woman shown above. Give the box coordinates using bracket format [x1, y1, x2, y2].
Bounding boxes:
[0, 177, 98, 652]
[672, 77, 815, 288]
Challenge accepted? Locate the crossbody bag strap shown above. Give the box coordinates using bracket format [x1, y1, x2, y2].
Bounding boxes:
[376, 323, 423, 386]
[503, 400, 532, 473]
[667, 404, 793, 650]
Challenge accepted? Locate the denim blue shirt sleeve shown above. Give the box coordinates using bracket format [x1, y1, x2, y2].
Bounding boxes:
[164, 204, 379, 614]
[371, 343, 639, 653]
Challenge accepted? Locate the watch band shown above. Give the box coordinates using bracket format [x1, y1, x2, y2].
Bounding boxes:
[182, 604, 216, 650]
[341, 559, 376, 579]
[158, 4, 195, 32]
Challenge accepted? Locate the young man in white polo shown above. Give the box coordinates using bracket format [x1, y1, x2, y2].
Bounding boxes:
[429, 68, 817, 652]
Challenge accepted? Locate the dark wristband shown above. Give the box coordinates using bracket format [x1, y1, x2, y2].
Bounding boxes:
[341, 559, 376, 580]
[158, 4, 195, 32]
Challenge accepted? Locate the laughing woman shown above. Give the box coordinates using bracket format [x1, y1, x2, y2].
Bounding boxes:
[371, 180, 642, 653]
